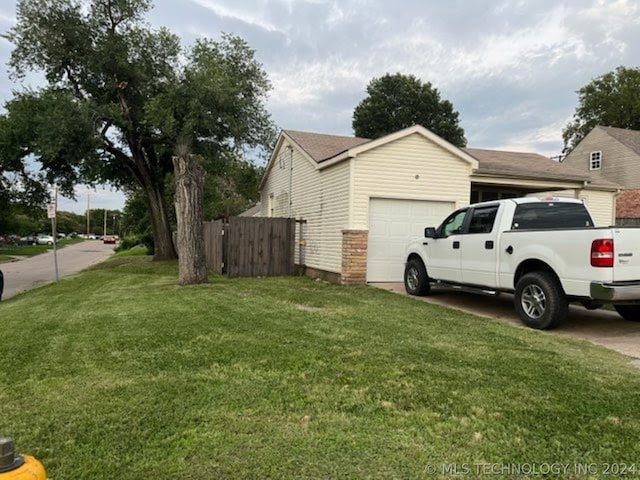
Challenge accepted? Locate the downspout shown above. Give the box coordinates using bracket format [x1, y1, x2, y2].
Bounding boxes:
[287, 145, 293, 217]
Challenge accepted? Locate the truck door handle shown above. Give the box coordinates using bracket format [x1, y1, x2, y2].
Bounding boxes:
[453, 241, 460, 249]
[506, 246, 513, 255]
[485, 241, 494, 250]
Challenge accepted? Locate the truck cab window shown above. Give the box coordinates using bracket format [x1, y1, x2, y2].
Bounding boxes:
[468, 205, 499, 234]
[512, 203, 593, 229]
[440, 209, 467, 237]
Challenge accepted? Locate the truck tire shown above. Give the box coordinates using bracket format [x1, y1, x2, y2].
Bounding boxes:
[404, 258, 430, 296]
[614, 305, 640, 322]
[514, 272, 568, 330]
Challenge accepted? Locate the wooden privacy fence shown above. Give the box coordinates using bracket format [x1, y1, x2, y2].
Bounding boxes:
[203, 217, 296, 277]
[616, 218, 640, 227]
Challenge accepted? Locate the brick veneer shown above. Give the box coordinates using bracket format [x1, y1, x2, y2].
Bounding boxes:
[616, 189, 640, 218]
[341, 229, 368, 285]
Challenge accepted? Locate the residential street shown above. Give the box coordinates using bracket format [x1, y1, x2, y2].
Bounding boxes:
[0, 240, 115, 300]
[375, 283, 640, 359]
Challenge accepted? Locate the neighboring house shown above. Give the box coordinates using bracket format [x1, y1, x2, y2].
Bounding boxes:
[238, 203, 262, 217]
[562, 125, 640, 222]
[260, 125, 619, 285]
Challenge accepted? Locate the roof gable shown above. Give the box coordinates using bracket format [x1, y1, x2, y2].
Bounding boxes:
[340, 125, 479, 169]
[598, 126, 640, 156]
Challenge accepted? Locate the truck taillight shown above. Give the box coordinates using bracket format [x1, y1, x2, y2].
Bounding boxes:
[591, 239, 614, 267]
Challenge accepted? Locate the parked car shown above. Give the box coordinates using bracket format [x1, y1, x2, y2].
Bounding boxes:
[404, 196, 640, 329]
[36, 234, 55, 245]
[19, 234, 38, 245]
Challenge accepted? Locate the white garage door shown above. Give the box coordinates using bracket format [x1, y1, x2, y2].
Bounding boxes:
[367, 198, 454, 282]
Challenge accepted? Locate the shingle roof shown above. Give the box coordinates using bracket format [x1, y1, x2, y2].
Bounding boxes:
[280, 129, 619, 189]
[599, 126, 640, 156]
[284, 130, 370, 162]
[464, 147, 619, 188]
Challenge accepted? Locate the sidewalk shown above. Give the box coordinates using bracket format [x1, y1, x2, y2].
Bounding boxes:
[0, 241, 115, 300]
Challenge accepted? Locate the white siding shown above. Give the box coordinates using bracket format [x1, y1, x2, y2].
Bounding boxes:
[578, 189, 615, 226]
[351, 133, 472, 229]
[261, 141, 350, 273]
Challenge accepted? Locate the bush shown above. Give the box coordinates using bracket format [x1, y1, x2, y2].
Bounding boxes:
[115, 233, 154, 254]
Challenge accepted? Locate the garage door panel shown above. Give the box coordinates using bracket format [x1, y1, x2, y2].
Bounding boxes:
[367, 198, 454, 282]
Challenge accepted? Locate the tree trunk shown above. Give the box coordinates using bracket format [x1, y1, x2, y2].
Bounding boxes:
[173, 153, 208, 285]
[144, 183, 177, 261]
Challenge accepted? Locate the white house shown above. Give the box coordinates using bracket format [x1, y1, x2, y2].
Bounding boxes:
[260, 126, 619, 285]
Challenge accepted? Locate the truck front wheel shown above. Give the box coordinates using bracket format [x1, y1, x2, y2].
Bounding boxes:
[614, 305, 640, 321]
[514, 272, 568, 330]
[404, 258, 430, 296]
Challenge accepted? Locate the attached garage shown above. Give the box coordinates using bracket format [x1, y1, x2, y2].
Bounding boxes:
[260, 125, 619, 285]
[366, 198, 454, 282]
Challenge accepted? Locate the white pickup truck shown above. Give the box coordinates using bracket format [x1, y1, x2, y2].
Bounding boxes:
[404, 197, 640, 329]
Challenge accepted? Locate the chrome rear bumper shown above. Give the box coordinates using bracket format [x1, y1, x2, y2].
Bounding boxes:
[590, 281, 640, 302]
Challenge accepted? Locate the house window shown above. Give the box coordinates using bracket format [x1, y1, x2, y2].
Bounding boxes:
[590, 151, 602, 170]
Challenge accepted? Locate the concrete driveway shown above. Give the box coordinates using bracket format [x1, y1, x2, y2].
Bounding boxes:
[1, 240, 115, 300]
[375, 283, 640, 359]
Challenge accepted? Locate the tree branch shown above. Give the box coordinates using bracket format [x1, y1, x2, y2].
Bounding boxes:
[64, 65, 85, 100]
[116, 81, 132, 123]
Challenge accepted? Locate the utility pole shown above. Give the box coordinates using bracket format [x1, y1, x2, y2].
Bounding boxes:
[86, 193, 90, 235]
[103, 209, 108, 236]
[49, 185, 59, 281]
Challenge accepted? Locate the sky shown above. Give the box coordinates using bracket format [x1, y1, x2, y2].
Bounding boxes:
[1, 0, 639, 213]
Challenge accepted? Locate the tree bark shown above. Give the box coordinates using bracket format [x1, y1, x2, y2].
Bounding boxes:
[173, 153, 208, 285]
[144, 182, 177, 261]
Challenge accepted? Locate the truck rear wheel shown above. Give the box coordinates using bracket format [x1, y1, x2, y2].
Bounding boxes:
[614, 305, 640, 322]
[514, 272, 568, 330]
[404, 258, 430, 296]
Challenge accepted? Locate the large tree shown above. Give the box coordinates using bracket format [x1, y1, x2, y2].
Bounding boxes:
[563, 66, 640, 152]
[352, 73, 466, 146]
[1, 0, 275, 260]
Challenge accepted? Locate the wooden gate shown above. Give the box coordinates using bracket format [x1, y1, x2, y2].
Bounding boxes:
[203, 220, 225, 274]
[203, 217, 295, 277]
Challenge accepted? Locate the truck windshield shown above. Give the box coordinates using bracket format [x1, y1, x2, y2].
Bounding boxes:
[511, 202, 593, 230]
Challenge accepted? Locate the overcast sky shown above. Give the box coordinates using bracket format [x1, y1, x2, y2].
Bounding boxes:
[1, 0, 639, 213]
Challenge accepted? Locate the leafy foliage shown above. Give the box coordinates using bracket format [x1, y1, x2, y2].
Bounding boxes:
[353, 73, 466, 146]
[1, 0, 275, 259]
[563, 66, 640, 152]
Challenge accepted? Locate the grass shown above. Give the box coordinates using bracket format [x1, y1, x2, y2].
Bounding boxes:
[0, 238, 85, 262]
[0, 257, 639, 479]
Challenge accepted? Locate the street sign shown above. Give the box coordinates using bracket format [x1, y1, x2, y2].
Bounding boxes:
[47, 203, 56, 219]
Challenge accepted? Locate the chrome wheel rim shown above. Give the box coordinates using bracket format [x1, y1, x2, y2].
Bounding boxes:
[521, 284, 546, 319]
[406, 267, 419, 291]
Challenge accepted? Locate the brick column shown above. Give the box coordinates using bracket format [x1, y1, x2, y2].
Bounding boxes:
[341, 229, 368, 285]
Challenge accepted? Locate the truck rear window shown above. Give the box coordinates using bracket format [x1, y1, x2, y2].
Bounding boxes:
[511, 202, 593, 230]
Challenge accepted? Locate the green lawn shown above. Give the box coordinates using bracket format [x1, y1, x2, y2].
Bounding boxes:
[0, 257, 639, 479]
[0, 238, 85, 262]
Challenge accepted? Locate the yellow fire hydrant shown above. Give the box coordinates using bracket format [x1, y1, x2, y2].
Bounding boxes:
[0, 437, 46, 480]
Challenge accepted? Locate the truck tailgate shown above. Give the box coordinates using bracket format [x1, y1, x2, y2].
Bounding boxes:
[613, 228, 640, 282]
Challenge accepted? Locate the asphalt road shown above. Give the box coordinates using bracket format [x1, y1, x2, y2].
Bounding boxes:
[375, 282, 640, 359]
[0, 240, 115, 300]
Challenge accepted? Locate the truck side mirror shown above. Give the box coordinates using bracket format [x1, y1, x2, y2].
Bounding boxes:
[424, 227, 437, 238]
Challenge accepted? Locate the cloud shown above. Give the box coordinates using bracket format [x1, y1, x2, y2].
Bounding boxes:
[188, 0, 287, 34]
[3, 0, 640, 169]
